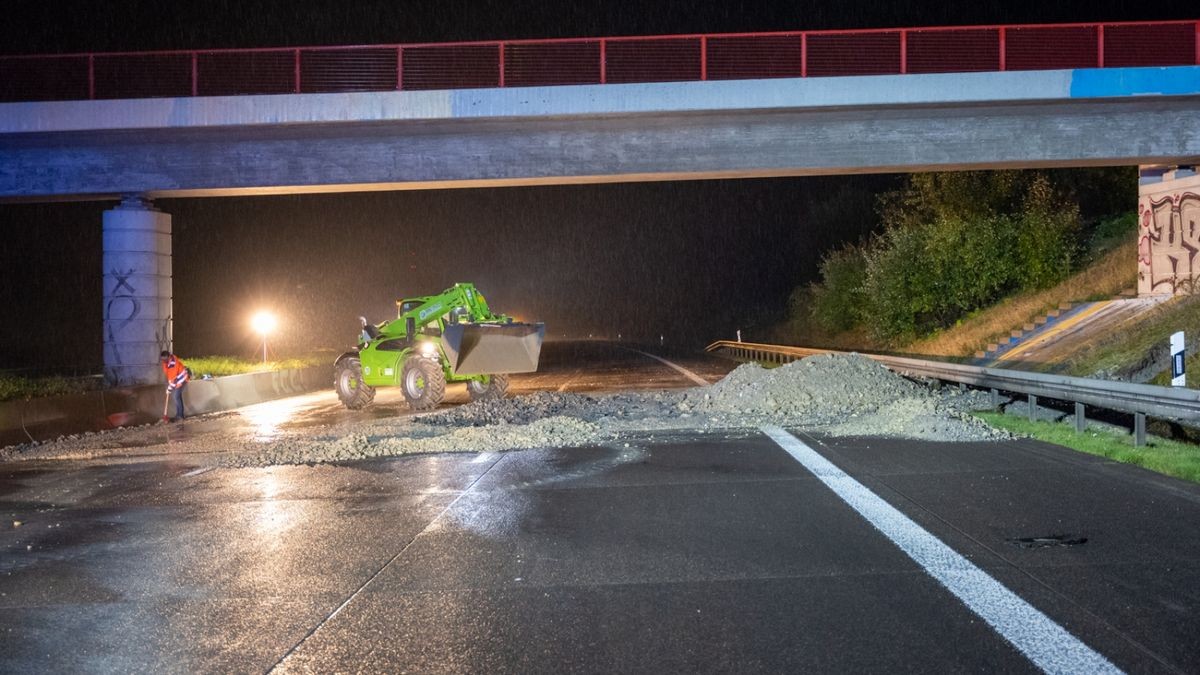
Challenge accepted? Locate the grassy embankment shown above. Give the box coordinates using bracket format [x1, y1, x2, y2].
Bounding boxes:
[1054, 294, 1200, 383]
[184, 354, 328, 377]
[905, 236, 1135, 358]
[912, 233, 1200, 481]
[977, 411, 1200, 484]
[0, 374, 102, 403]
[774, 236, 1137, 358]
[0, 354, 329, 402]
[894, 231, 1198, 386]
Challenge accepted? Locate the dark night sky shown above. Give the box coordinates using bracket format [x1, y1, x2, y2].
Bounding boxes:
[0, 1, 1195, 371]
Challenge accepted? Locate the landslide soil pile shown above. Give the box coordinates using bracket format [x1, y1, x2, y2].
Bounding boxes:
[3, 354, 1003, 467]
[230, 354, 1000, 466]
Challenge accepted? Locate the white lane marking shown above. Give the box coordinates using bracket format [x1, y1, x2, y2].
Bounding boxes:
[628, 349, 709, 386]
[760, 426, 1120, 675]
[471, 452, 497, 464]
[182, 467, 214, 477]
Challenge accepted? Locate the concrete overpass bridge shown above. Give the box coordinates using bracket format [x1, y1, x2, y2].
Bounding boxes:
[0, 20, 1197, 383]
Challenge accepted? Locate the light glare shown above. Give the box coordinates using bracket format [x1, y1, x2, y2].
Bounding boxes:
[252, 311, 278, 336]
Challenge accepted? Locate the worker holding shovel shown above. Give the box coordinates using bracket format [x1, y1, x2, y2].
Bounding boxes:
[159, 350, 190, 422]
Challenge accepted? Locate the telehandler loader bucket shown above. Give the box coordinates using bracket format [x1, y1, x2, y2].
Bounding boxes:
[441, 322, 545, 375]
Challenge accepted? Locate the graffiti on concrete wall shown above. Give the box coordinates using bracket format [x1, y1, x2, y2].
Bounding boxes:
[155, 315, 171, 354]
[1138, 191, 1200, 295]
[104, 267, 140, 365]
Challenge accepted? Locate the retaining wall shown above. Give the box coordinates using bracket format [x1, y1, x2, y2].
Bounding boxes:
[0, 365, 330, 447]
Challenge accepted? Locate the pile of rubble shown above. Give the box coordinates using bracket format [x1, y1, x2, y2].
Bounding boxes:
[222, 354, 1001, 466]
[4, 354, 1005, 468]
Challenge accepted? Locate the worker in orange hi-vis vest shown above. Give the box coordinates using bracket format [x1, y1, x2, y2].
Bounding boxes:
[159, 350, 191, 422]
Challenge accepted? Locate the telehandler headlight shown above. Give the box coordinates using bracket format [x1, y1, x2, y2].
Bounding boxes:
[419, 341, 438, 357]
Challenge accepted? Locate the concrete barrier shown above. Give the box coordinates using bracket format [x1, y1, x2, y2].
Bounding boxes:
[0, 365, 331, 447]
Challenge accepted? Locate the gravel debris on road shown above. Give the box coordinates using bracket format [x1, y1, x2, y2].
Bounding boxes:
[2, 354, 1005, 467]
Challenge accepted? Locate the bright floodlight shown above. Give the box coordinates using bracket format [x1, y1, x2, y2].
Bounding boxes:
[251, 311, 277, 336]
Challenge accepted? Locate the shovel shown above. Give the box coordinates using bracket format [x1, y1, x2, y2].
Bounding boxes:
[162, 390, 170, 423]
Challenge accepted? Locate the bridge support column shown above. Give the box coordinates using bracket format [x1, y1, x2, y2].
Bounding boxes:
[102, 196, 172, 385]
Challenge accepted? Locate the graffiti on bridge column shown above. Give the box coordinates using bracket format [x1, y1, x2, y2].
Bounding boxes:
[104, 267, 140, 365]
[155, 315, 171, 355]
[1139, 192, 1200, 295]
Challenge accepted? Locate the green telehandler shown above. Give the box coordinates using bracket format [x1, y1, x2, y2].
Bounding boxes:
[333, 283, 544, 411]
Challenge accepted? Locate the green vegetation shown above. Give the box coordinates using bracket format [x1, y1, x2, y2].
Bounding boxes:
[781, 168, 1137, 351]
[1151, 350, 1200, 388]
[183, 354, 328, 378]
[809, 244, 869, 333]
[1089, 212, 1138, 253]
[976, 411, 1200, 484]
[907, 236, 1136, 358]
[0, 374, 101, 402]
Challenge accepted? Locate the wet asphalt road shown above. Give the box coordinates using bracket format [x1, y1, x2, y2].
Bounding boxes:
[3, 344, 1200, 672]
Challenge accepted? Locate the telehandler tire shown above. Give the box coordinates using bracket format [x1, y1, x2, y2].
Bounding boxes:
[467, 374, 509, 402]
[401, 356, 446, 411]
[335, 357, 376, 410]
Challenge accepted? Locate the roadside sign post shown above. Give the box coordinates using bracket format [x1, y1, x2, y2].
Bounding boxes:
[1171, 331, 1185, 387]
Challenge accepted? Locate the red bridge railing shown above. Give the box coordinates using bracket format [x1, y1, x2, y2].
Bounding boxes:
[0, 20, 1196, 103]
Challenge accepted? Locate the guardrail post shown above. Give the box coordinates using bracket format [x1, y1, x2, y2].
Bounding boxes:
[294, 49, 301, 94]
[1074, 402, 1086, 433]
[990, 388, 1000, 409]
[700, 36, 708, 81]
[1028, 394, 1038, 422]
[1134, 413, 1147, 447]
[88, 54, 95, 99]
[900, 29, 908, 74]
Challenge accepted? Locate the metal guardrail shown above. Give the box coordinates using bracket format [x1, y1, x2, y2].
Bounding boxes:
[0, 20, 1196, 103]
[707, 340, 1200, 445]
